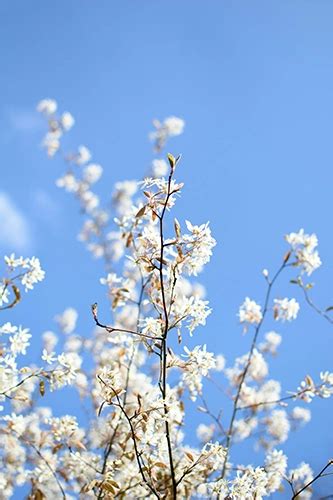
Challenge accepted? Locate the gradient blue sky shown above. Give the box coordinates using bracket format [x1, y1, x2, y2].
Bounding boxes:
[1, 1, 333, 497]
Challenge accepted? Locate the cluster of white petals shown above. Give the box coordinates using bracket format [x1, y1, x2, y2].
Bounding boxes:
[296, 372, 333, 402]
[226, 349, 268, 386]
[292, 406, 311, 424]
[150, 158, 169, 177]
[288, 462, 314, 500]
[181, 220, 216, 276]
[238, 297, 263, 326]
[265, 409, 290, 443]
[181, 345, 217, 400]
[1, 102, 328, 499]
[55, 307, 78, 334]
[274, 297, 300, 322]
[150, 116, 185, 151]
[286, 228, 322, 275]
[37, 98, 75, 156]
[0, 255, 45, 314]
[259, 331, 282, 355]
[4, 254, 45, 293]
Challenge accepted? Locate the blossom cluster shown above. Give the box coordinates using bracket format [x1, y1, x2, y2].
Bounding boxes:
[150, 116, 185, 151]
[286, 228, 322, 276]
[1, 254, 45, 309]
[0, 101, 330, 499]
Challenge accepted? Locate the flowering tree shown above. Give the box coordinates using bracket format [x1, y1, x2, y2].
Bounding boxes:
[0, 98, 332, 499]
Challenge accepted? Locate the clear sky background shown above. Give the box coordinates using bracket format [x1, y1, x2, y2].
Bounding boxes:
[1, 1, 333, 497]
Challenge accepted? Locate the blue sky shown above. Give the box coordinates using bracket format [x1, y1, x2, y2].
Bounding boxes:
[1, 1, 333, 496]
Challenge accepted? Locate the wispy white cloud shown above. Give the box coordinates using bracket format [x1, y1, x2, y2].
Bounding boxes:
[0, 108, 43, 146]
[8, 109, 43, 133]
[0, 192, 32, 252]
[31, 189, 61, 226]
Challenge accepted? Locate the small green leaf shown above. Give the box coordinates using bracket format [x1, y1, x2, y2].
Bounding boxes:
[167, 153, 176, 169]
[39, 380, 45, 397]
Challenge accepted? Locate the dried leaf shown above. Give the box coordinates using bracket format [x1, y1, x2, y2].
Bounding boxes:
[126, 233, 133, 247]
[52, 443, 63, 454]
[82, 480, 98, 493]
[283, 250, 292, 263]
[12, 284, 21, 305]
[107, 480, 120, 488]
[136, 206, 146, 218]
[101, 482, 116, 494]
[72, 440, 87, 451]
[154, 462, 167, 468]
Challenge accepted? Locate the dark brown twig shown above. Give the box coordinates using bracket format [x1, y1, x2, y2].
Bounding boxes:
[292, 460, 333, 499]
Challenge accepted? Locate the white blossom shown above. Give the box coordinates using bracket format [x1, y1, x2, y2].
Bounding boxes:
[182, 220, 216, 276]
[37, 98, 57, 116]
[0, 322, 18, 335]
[286, 228, 321, 275]
[20, 257, 45, 291]
[231, 466, 269, 499]
[75, 145, 91, 165]
[266, 409, 290, 443]
[41, 349, 57, 365]
[226, 349, 268, 386]
[274, 298, 299, 322]
[238, 297, 263, 325]
[151, 158, 168, 177]
[9, 326, 31, 355]
[182, 345, 216, 400]
[262, 268, 269, 278]
[60, 111, 75, 131]
[83, 163, 103, 184]
[291, 406, 311, 424]
[150, 116, 185, 150]
[259, 331, 282, 355]
[42, 130, 61, 156]
[163, 116, 185, 136]
[56, 173, 78, 192]
[233, 417, 258, 441]
[288, 462, 313, 500]
[55, 308, 78, 334]
[196, 423, 215, 443]
[265, 449, 288, 494]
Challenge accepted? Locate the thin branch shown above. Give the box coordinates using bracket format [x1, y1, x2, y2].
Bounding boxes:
[0, 373, 39, 398]
[221, 259, 288, 478]
[300, 283, 333, 325]
[97, 274, 150, 498]
[292, 460, 333, 499]
[199, 396, 225, 437]
[22, 438, 66, 499]
[157, 163, 178, 499]
[237, 385, 323, 411]
[91, 306, 162, 341]
[113, 389, 160, 499]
